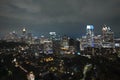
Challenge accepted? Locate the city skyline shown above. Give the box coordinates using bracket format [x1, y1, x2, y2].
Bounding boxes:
[0, 0, 120, 38]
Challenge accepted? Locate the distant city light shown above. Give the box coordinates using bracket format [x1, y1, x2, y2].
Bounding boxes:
[23, 28, 26, 32]
[49, 32, 56, 35]
[77, 52, 81, 55]
[115, 43, 120, 47]
[87, 25, 94, 30]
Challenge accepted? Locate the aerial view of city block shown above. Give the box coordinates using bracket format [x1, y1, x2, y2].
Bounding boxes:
[0, 0, 120, 80]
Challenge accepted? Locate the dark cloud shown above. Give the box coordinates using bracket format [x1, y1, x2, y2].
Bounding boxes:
[0, 0, 120, 37]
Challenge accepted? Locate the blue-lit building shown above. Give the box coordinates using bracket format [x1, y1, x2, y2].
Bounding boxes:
[49, 32, 56, 40]
[86, 25, 94, 47]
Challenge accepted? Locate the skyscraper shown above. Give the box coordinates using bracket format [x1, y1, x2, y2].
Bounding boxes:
[49, 32, 56, 40]
[86, 25, 94, 47]
[22, 28, 26, 35]
[102, 25, 114, 48]
[21, 28, 27, 42]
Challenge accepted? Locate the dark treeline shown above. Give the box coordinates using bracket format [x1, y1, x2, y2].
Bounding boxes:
[0, 40, 27, 49]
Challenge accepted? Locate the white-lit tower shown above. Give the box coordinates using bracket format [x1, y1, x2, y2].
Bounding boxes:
[49, 32, 56, 40]
[22, 28, 26, 35]
[86, 25, 94, 47]
[21, 27, 27, 42]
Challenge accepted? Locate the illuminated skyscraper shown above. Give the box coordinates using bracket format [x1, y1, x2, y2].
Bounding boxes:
[102, 25, 114, 48]
[60, 35, 69, 54]
[21, 28, 27, 42]
[61, 35, 69, 50]
[49, 32, 56, 40]
[22, 28, 26, 35]
[102, 25, 114, 42]
[86, 25, 94, 47]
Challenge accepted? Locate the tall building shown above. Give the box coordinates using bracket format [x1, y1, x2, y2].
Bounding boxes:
[49, 32, 56, 40]
[21, 28, 27, 42]
[61, 35, 69, 50]
[80, 25, 101, 51]
[60, 35, 69, 54]
[86, 25, 94, 47]
[102, 25, 114, 48]
[22, 28, 26, 35]
[40, 35, 45, 44]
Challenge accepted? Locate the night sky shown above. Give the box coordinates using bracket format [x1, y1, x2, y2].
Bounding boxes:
[0, 0, 120, 38]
